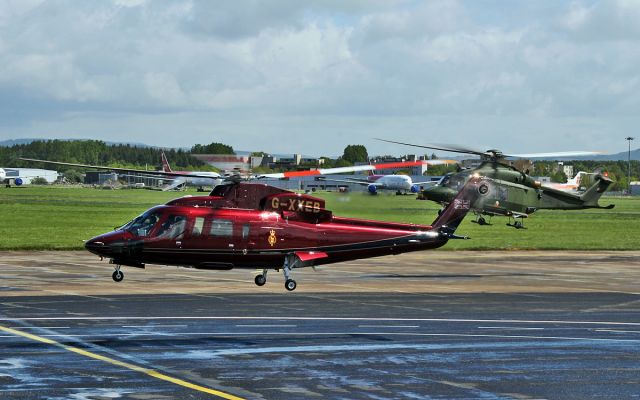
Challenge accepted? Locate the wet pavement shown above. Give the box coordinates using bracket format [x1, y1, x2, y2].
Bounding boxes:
[0, 251, 639, 399]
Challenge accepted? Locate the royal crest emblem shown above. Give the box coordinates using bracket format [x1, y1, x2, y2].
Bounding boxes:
[268, 229, 277, 246]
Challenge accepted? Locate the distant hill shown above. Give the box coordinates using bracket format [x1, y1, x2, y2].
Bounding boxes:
[585, 148, 640, 161]
[544, 148, 640, 162]
[0, 139, 39, 147]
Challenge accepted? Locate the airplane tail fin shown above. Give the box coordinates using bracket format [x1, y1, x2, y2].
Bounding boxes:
[161, 151, 172, 173]
[568, 171, 585, 186]
[431, 176, 484, 237]
[579, 174, 614, 209]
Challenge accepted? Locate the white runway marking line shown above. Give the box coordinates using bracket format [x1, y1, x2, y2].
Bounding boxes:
[6, 316, 640, 326]
[8, 326, 70, 330]
[477, 326, 545, 331]
[358, 325, 420, 328]
[595, 329, 640, 334]
[122, 325, 188, 328]
[235, 324, 297, 328]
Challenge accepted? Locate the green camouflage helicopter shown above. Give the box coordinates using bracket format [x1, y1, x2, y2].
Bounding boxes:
[379, 139, 615, 228]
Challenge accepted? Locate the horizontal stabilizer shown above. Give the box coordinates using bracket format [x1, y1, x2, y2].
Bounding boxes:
[294, 251, 328, 262]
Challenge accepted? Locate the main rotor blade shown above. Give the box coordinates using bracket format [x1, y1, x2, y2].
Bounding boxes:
[503, 151, 602, 158]
[255, 159, 458, 179]
[376, 139, 602, 159]
[375, 139, 486, 156]
[19, 157, 220, 180]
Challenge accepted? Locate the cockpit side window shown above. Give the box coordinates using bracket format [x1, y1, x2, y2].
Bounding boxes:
[156, 215, 187, 240]
[126, 211, 161, 237]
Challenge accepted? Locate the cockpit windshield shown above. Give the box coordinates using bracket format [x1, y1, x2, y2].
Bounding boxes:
[440, 173, 467, 190]
[124, 210, 162, 237]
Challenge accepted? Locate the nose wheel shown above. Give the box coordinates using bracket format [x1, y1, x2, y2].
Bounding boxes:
[112, 265, 124, 282]
[254, 270, 267, 286]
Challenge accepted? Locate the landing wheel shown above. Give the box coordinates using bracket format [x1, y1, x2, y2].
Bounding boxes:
[285, 279, 297, 291]
[255, 274, 267, 286]
[112, 270, 124, 282]
[514, 221, 523, 229]
[478, 216, 487, 225]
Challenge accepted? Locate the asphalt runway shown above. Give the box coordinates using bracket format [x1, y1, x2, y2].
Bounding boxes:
[1, 251, 639, 399]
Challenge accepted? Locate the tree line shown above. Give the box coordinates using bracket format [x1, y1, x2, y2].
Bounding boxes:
[1, 140, 636, 190]
[0, 140, 233, 171]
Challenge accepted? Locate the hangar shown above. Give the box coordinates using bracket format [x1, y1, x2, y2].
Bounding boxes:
[2, 168, 58, 185]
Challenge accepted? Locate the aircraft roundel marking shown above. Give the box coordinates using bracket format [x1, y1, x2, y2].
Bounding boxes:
[268, 230, 277, 247]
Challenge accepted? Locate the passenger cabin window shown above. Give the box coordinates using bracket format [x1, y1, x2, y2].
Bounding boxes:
[210, 219, 233, 237]
[242, 223, 250, 240]
[192, 217, 204, 237]
[126, 211, 161, 237]
[156, 215, 187, 240]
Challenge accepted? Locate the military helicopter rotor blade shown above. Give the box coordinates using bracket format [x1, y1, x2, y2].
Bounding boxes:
[502, 151, 601, 159]
[376, 139, 601, 160]
[375, 139, 487, 156]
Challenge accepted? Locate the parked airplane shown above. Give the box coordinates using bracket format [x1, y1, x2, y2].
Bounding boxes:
[546, 171, 590, 192]
[317, 160, 456, 194]
[158, 152, 223, 191]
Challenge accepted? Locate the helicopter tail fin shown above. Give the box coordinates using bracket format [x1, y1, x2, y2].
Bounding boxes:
[579, 173, 615, 209]
[431, 176, 484, 237]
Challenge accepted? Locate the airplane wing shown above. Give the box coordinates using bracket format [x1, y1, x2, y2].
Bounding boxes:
[161, 178, 188, 191]
[18, 158, 220, 180]
[110, 173, 191, 191]
[255, 159, 457, 179]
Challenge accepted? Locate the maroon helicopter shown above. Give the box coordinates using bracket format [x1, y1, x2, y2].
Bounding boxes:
[85, 177, 485, 291]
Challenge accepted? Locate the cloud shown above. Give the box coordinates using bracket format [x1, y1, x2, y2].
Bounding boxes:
[561, 0, 640, 42]
[0, 0, 638, 155]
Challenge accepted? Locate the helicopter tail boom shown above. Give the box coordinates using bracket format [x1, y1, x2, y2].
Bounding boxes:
[431, 176, 485, 237]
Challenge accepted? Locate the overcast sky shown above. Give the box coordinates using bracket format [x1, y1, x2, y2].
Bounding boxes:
[1, 0, 639, 156]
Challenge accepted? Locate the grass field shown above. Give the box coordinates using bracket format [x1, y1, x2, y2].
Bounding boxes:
[0, 186, 638, 250]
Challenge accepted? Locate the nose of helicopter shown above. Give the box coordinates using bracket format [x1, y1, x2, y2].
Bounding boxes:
[85, 231, 126, 257]
[85, 234, 109, 256]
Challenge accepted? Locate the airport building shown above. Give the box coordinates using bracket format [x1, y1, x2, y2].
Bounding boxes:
[3, 168, 58, 184]
[631, 182, 640, 196]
